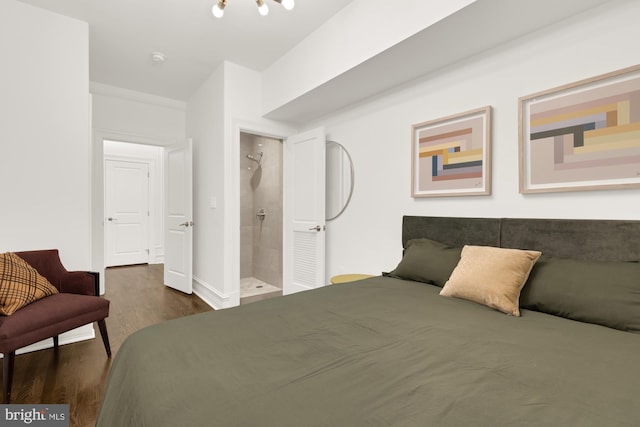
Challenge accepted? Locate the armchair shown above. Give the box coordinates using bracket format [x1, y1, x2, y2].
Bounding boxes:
[0, 249, 110, 403]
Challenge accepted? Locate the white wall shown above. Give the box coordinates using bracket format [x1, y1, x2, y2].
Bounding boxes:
[0, 0, 90, 270]
[91, 83, 186, 144]
[313, 0, 640, 279]
[187, 64, 227, 306]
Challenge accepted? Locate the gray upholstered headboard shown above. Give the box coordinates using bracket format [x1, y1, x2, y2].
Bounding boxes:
[402, 216, 640, 262]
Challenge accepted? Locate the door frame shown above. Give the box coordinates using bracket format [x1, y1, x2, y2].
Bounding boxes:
[229, 120, 297, 307]
[92, 130, 168, 294]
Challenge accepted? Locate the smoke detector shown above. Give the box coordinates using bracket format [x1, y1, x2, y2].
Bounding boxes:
[151, 52, 166, 63]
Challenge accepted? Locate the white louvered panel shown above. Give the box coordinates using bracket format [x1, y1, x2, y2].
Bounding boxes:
[293, 231, 317, 286]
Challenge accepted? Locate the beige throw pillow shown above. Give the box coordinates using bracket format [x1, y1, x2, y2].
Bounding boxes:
[0, 252, 59, 315]
[440, 245, 542, 316]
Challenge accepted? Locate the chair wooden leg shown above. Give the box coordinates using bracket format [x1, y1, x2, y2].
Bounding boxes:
[53, 335, 59, 349]
[97, 319, 112, 357]
[2, 351, 15, 404]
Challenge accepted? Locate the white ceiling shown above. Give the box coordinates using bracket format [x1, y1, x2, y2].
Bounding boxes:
[17, 0, 353, 101]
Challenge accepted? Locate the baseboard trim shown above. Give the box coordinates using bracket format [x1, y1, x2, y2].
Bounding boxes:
[286, 282, 316, 295]
[193, 276, 239, 310]
[0, 324, 96, 358]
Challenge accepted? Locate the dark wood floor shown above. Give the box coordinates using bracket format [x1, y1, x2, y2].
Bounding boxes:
[3, 264, 212, 427]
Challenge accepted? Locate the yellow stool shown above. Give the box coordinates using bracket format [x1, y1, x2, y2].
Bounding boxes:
[330, 274, 374, 284]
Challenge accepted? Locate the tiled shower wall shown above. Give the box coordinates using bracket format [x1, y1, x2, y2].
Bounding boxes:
[240, 132, 283, 288]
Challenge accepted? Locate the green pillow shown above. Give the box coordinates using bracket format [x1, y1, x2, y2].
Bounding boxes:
[386, 238, 461, 287]
[520, 256, 640, 333]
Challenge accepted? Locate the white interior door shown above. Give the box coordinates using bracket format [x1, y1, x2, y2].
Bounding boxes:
[283, 128, 326, 295]
[164, 139, 193, 294]
[105, 160, 150, 267]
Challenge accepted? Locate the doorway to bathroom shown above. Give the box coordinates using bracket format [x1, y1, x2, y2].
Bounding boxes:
[239, 132, 283, 303]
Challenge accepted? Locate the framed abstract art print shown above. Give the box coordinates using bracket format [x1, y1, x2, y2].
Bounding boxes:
[519, 64, 640, 193]
[411, 106, 491, 197]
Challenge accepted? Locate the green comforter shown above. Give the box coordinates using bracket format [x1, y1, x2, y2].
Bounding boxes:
[97, 277, 640, 426]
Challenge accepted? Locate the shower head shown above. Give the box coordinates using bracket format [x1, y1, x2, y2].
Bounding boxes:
[246, 152, 263, 165]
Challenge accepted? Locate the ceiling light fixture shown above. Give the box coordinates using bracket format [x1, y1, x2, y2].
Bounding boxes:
[273, 0, 295, 11]
[211, 0, 295, 18]
[256, 0, 269, 16]
[212, 0, 226, 18]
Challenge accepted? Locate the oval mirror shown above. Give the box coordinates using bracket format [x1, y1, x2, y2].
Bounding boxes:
[326, 140, 354, 221]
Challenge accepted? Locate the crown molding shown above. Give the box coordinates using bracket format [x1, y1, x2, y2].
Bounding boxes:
[90, 82, 187, 111]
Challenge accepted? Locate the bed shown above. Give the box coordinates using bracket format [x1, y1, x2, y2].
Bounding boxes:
[96, 216, 640, 426]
